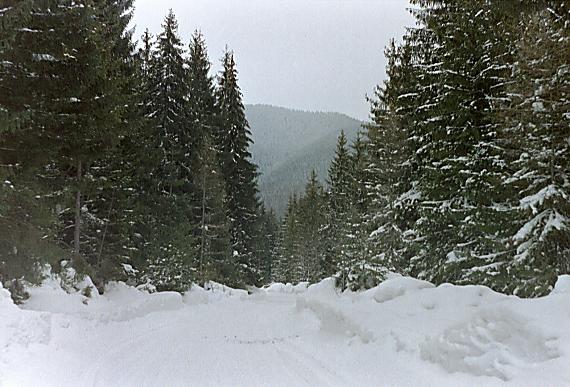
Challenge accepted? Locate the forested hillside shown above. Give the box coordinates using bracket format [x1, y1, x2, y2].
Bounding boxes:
[246, 105, 362, 216]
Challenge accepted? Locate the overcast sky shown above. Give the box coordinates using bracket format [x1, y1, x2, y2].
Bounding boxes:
[132, 0, 413, 121]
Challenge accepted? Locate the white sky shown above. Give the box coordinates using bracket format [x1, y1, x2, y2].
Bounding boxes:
[132, 0, 414, 121]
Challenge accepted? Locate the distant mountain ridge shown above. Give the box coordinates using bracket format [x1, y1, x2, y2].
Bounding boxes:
[246, 104, 364, 217]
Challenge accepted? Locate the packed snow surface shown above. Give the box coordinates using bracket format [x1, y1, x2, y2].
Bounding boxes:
[1, 275, 570, 387]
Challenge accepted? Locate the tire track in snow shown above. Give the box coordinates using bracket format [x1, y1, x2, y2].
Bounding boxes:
[274, 338, 347, 386]
[83, 318, 188, 386]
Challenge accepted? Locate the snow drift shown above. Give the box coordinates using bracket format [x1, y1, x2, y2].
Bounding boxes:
[0, 276, 569, 387]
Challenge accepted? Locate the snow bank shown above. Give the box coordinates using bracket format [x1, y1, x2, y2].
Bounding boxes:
[182, 284, 211, 305]
[296, 297, 373, 343]
[2, 276, 569, 386]
[370, 276, 435, 303]
[182, 282, 257, 305]
[0, 281, 18, 351]
[265, 282, 293, 292]
[306, 278, 338, 298]
[0, 281, 52, 382]
[204, 281, 249, 298]
[0, 281, 14, 308]
[101, 284, 183, 322]
[264, 281, 309, 294]
[22, 276, 90, 315]
[420, 306, 559, 380]
[553, 275, 570, 294]
[21, 278, 184, 322]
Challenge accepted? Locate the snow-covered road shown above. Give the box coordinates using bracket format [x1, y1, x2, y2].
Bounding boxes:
[1, 276, 569, 387]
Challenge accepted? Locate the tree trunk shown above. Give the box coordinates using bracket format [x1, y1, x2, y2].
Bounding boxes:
[200, 169, 206, 284]
[97, 191, 116, 267]
[74, 160, 82, 257]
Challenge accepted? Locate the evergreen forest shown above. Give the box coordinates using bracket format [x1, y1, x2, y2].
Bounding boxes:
[0, 0, 568, 300]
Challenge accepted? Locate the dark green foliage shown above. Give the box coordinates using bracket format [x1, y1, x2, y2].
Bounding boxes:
[275, 171, 328, 284]
[335, 262, 387, 292]
[0, 3, 276, 292]
[133, 10, 199, 290]
[363, 39, 419, 276]
[500, 5, 570, 296]
[187, 31, 218, 165]
[215, 50, 262, 286]
[333, 0, 569, 297]
[252, 207, 279, 284]
[0, 0, 136, 288]
[195, 135, 232, 285]
[2, 1, 565, 299]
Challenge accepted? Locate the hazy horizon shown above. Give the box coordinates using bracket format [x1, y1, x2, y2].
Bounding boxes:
[132, 0, 414, 121]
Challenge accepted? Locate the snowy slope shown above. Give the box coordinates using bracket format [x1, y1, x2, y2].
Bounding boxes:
[1, 276, 569, 387]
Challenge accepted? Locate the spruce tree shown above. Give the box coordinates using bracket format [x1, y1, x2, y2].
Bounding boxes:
[326, 131, 356, 284]
[187, 30, 217, 167]
[195, 135, 232, 285]
[365, 39, 419, 273]
[274, 194, 301, 283]
[297, 171, 327, 282]
[502, 5, 570, 296]
[252, 207, 279, 284]
[0, 0, 136, 286]
[399, 0, 524, 287]
[356, 0, 565, 296]
[77, 0, 143, 288]
[139, 10, 196, 290]
[139, 29, 154, 79]
[215, 50, 261, 286]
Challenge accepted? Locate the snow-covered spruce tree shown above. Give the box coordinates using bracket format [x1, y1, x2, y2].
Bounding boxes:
[350, 134, 371, 217]
[275, 176, 329, 286]
[71, 0, 146, 289]
[102, 28, 159, 284]
[147, 9, 192, 196]
[139, 10, 197, 291]
[402, 0, 524, 288]
[342, 135, 390, 291]
[501, 5, 570, 296]
[139, 29, 154, 80]
[326, 131, 355, 279]
[295, 171, 328, 283]
[114, 26, 189, 283]
[215, 50, 261, 287]
[325, 131, 377, 290]
[187, 31, 218, 174]
[195, 135, 232, 285]
[0, 0, 136, 286]
[252, 207, 279, 284]
[363, 39, 419, 280]
[273, 194, 301, 283]
[186, 30, 238, 285]
[0, 1, 63, 287]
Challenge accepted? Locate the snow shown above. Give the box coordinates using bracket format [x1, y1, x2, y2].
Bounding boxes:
[532, 101, 546, 112]
[520, 184, 566, 213]
[446, 250, 461, 263]
[514, 209, 568, 244]
[420, 307, 559, 381]
[369, 276, 435, 303]
[121, 263, 138, 275]
[32, 53, 56, 62]
[1, 276, 569, 386]
[553, 275, 570, 294]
